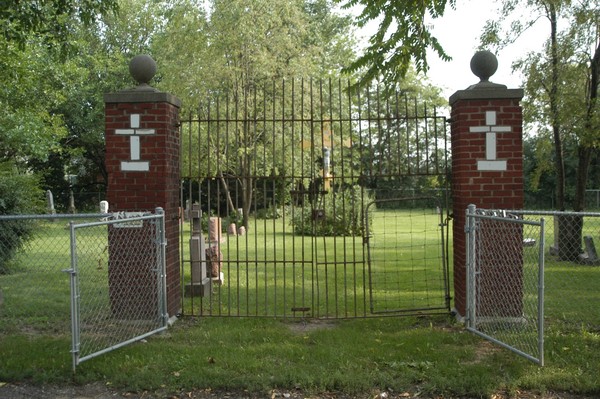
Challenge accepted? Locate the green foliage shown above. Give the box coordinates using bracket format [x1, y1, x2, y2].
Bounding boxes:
[339, 0, 454, 88]
[481, 0, 600, 211]
[0, 0, 118, 54]
[0, 168, 44, 274]
[291, 185, 372, 236]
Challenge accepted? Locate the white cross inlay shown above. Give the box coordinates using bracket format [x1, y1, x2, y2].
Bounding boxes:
[115, 114, 155, 172]
[469, 111, 510, 171]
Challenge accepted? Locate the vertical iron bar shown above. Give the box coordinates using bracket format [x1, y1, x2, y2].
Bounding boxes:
[290, 78, 297, 315]
[310, 78, 318, 318]
[404, 96, 410, 174]
[327, 77, 338, 318]
[414, 97, 420, 174]
[281, 79, 286, 318]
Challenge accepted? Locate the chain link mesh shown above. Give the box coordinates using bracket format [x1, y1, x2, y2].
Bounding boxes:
[71, 215, 167, 365]
[0, 215, 103, 335]
[467, 209, 544, 364]
[511, 210, 600, 332]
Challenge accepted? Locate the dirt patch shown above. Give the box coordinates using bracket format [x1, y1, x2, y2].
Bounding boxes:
[0, 384, 598, 399]
[464, 339, 502, 364]
[285, 319, 338, 334]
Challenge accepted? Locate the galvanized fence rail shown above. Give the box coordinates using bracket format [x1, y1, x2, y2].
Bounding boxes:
[67, 211, 168, 370]
[465, 205, 545, 365]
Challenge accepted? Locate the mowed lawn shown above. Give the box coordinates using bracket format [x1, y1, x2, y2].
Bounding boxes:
[0, 210, 599, 397]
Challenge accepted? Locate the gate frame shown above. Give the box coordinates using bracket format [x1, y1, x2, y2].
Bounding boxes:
[465, 204, 545, 366]
[66, 209, 168, 371]
[364, 196, 451, 315]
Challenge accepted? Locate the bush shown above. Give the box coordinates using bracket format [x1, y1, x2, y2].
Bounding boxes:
[0, 170, 44, 274]
[291, 185, 372, 236]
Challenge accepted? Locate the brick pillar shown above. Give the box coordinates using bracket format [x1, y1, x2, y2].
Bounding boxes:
[104, 55, 181, 320]
[449, 51, 524, 318]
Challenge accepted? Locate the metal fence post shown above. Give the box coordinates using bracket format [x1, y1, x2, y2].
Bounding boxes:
[155, 207, 168, 327]
[538, 217, 546, 367]
[465, 204, 476, 328]
[67, 221, 80, 372]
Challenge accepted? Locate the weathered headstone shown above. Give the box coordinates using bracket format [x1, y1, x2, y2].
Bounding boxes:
[579, 236, 599, 265]
[185, 204, 210, 296]
[46, 190, 56, 215]
[208, 217, 222, 244]
[68, 189, 76, 214]
[227, 223, 237, 235]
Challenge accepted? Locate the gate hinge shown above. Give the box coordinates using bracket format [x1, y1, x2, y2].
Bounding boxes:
[464, 224, 477, 233]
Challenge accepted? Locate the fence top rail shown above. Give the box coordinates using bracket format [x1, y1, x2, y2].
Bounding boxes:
[471, 212, 545, 227]
[505, 209, 600, 218]
[72, 213, 162, 229]
[0, 213, 110, 221]
[0, 211, 159, 222]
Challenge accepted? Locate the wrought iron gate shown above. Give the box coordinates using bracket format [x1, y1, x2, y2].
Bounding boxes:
[67, 211, 167, 370]
[180, 78, 450, 318]
[365, 197, 451, 315]
[465, 205, 545, 365]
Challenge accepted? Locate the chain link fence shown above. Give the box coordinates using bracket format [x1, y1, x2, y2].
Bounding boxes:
[465, 206, 545, 365]
[0, 214, 108, 336]
[0, 212, 167, 370]
[465, 207, 600, 365]
[510, 210, 600, 332]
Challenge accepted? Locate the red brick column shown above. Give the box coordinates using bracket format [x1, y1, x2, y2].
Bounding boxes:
[104, 57, 181, 320]
[449, 60, 524, 318]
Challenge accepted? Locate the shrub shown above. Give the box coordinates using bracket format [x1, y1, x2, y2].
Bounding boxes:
[0, 170, 44, 274]
[291, 185, 372, 236]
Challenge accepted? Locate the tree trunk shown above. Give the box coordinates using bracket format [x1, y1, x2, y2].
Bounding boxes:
[218, 172, 236, 217]
[557, 214, 583, 262]
[548, 3, 566, 211]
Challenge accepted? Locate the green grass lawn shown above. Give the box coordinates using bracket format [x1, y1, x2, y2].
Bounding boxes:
[1, 211, 599, 397]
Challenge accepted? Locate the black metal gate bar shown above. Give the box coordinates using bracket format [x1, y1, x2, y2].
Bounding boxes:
[180, 78, 450, 318]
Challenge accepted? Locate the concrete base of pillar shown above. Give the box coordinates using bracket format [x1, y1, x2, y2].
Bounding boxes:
[184, 278, 211, 297]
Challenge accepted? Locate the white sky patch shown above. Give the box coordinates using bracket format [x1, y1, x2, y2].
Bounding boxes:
[350, 0, 550, 99]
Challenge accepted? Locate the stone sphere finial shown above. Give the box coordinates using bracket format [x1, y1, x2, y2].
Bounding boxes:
[470, 50, 498, 82]
[129, 54, 157, 86]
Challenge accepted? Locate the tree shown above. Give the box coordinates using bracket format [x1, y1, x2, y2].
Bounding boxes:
[0, 0, 120, 211]
[154, 0, 357, 229]
[0, 0, 118, 53]
[337, 0, 454, 88]
[482, 0, 599, 260]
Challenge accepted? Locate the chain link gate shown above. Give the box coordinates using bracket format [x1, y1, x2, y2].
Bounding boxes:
[67, 210, 168, 370]
[465, 205, 545, 365]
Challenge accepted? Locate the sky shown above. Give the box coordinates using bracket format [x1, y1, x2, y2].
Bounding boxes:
[352, 0, 549, 99]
